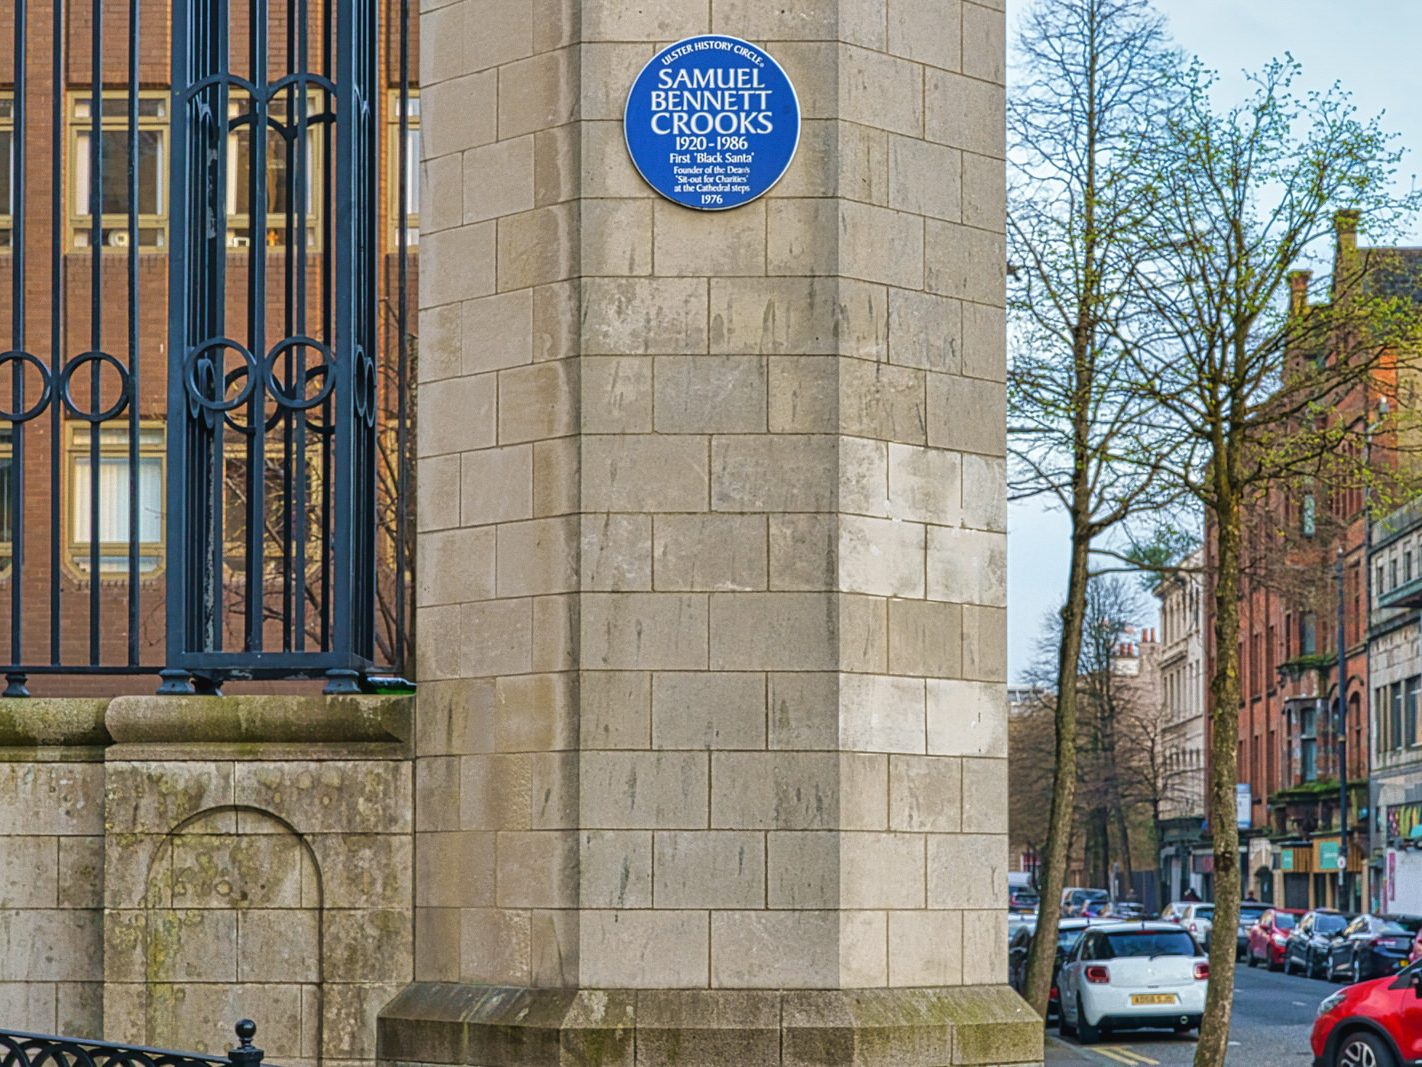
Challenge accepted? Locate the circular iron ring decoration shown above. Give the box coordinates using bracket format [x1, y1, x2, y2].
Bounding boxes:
[353, 345, 377, 426]
[0, 350, 54, 423]
[59, 350, 131, 423]
[184, 337, 259, 414]
[264, 335, 335, 411]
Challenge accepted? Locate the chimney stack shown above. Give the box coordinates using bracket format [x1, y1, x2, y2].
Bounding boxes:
[1288, 270, 1312, 317]
[1335, 208, 1361, 254]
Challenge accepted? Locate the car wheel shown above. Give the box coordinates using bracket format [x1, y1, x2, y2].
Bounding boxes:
[1076, 996, 1102, 1045]
[1310, 950, 1323, 980]
[1283, 951, 1293, 976]
[1247, 948, 1258, 968]
[1335, 1029, 1399, 1067]
[1058, 997, 1076, 1037]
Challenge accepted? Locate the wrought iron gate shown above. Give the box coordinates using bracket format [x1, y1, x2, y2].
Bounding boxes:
[0, 0, 415, 695]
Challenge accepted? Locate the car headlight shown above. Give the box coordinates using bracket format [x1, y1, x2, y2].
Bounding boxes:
[1317, 992, 1346, 1018]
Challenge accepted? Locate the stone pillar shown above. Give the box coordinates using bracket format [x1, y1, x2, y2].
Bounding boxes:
[388, 0, 1037, 1063]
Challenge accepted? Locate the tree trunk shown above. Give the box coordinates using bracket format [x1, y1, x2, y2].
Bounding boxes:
[1022, 527, 1092, 1017]
[1195, 470, 1245, 1067]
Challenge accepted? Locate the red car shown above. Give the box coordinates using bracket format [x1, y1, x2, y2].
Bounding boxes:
[1246, 907, 1304, 970]
[1311, 961, 1422, 1067]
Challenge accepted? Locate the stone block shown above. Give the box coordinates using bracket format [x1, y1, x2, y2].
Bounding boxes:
[840, 911, 889, 988]
[925, 68, 1005, 158]
[961, 301, 1006, 381]
[581, 592, 709, 670]
[710, 277, 886, 357]
[418, 526, 496, 606]
[463, 136, 535, 223]
[0, 909, 99, 982]
[925, 219, 1005, 309]
[889, 910, 962, 987]
[961, 757, 1008, 833]
[841, 46, 924, 138]
[711, 436, 836, 513]
[765, 42, 838, 121]
[839, 593, 889, 673]
[766, 831, 837, 909]
[841, 202, 925, 290]
[841, 751, 890, 831]
[57, 836, 102, 909]
[653, 831, 765, 908]
[583, 435, 710, 513]
[307, 833, 413, 908]
[422, 153, 464, 234]
[580, 671, 652, 750]
[842, 833, 924, 909]
[498, 360, 578, 444]
[839, 120, 891, 207]
[839, 515, 926, 598]
[582, 0, 710, 41]
[926, 679, 1007, 757]
[534, 437, 581, 517]
[497, 49, 576, 140]
[890, 0, 963, 70]
[711, 752, 836, 830]
[839, 673, 927, 753]
[56, 981, 100, 1036]
[767, 672, 839, 750]
[962, 1, 1006, 83]
[839, 358, 927, 444]
[495, 516, 579, 597]
[105, 761, 232, 835]
[960, 908, 1008, 986]
[168, 832, 305, 909]
[583, 513, 653, 590]
[654, 355, 768, 435]
[709, 592, 838, 671]
[581, 44, 653, 121]
[234, 761, 412, 834]
[238, 908, 321, 983]
[0, 982, 56, 1033]
[582, 121, 653, 199]
[962, 453, 1007, 531]
[581, 751, 710, 829]
[464, 597, 534, 678]
[654, 514, 767, 592]
[654, 200, 767, 277]
[768, 357, 837, 434]
[709, 0, 838, 41]
[418, 373, 497, 456]
[581, 910, 709, 988]
[889, 288, 962, 374]
[769, 514, 836, 591]
[324, 981, 410, 1060]
[461, 908, 531, 985]
[890, 135, 963, 223]
[711, 911, 837, 988]
[840, 436, 890, 519]
[889, 754, 962, 833]
[420, 221, 496, 309]
[927, 372, 1005, 455]
[460, 754, 533, 831]
[418, 454, 461, 533]
[495, 831, 578, 909]
[888, 598, 962, 679]
[767, 199, 837, 277]
[422, 72, 497, 161]
[415, 907, 460, 982]
[0, 837, 57, 908]
[927, 833, 1006, 909]
[583, 200, 653, 277]
[495, 673, 577, 753]
[583, 278, 709, 355]
[580, 830, 653, 909]
[652, 672, 767, 749]
[583, 356, 653, 435]
[962, 604, 1008, 681]
[416, 756, 463, 833]
[416, 831, 496, 908]
[962, 149, 1006, 231]
[927, 526, 1006, 607]
[460, 444, 533, 527]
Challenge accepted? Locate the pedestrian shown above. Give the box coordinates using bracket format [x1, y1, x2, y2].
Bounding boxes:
[1244, 890, 1258, 902]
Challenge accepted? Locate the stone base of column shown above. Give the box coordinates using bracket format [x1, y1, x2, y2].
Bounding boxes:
[377, 983, 1042, 1067]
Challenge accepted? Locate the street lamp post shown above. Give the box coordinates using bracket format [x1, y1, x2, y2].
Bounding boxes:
[1336, 548, 1350, 910]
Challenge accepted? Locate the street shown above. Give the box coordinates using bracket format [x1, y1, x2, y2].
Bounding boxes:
[1046, 964, 1332, 1066]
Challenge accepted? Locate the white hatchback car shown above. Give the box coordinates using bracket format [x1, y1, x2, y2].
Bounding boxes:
[1057, 922, 1208, 1044]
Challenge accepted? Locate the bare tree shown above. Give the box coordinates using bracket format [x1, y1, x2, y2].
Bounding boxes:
[1009, 0, 1182, 1017]
[1125, 57, 1422, 1067]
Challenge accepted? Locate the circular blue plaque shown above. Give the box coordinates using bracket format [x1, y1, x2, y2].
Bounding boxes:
[624, 35, 801, 211]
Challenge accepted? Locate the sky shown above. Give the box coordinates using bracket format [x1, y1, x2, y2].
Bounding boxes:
[1004, 0, 1422, 682]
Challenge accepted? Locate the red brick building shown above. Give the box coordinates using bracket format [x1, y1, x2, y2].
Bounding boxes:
[1208, 213, 1411, 912]
[0, 0, 418, 692]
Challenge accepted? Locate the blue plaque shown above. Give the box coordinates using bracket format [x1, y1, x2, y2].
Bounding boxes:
[624, 35, 801, 211]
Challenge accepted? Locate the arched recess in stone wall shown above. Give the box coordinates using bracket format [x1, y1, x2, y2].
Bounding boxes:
[138, 804, 324, 1067]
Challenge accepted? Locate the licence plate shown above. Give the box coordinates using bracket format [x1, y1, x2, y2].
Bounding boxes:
[1130, 994, 1178, 1006]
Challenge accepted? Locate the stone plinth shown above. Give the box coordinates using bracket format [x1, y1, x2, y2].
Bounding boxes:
[400, 0, 1028, 1062]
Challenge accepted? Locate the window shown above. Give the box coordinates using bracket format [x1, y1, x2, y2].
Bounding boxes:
[1300, 706, 1317, 782]
[388, 90, 420, 246]
[69, 93, 167, 249]
[226, 94, 325, 248]
[1376, 686, 1389, 756]
[1409, 677, 1420, 749]
[1301, 613, 1317, 655]
[1392, 681, 1405, 753]
[1407, 552, 1414, 584]
[1379, 564, 1387, 599]
[0, 96, 12, 249]
[1392, 559, 1399, 591]
[67, 424, 164, 574]
[1301, 493, 1316, 537]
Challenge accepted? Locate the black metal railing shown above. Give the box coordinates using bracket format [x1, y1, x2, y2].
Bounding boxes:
[0, 0, 415, 696]
[0, 1020, 269, 1067]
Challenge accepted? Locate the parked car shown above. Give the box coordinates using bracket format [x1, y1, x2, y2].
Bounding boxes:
[1061, 887, 1111, 917]
[1008, 917, 1095, 1018]
[1311, 959, 1422, 1067]
[1177, 903, 1215, 952]
[1284, 909, 1350, 979]
[1237, 902, 1271, 960]
[1057, 922, 1208, 1044]
[1326, 915, 1415, 984]
[1105, 900, 1146, 920]
[1009, 885, 1041, 913]
[1246, 907, 1303, 970]
[1007, 909, 1038, 943]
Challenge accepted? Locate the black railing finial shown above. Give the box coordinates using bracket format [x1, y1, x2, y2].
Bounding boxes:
[230, 1020, 263, 1067]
